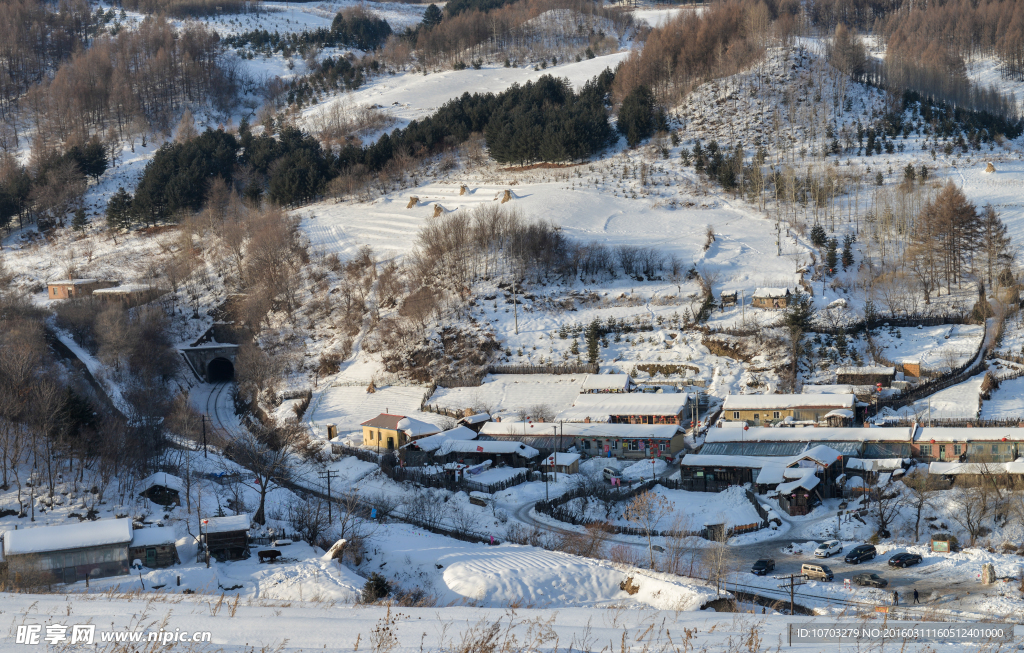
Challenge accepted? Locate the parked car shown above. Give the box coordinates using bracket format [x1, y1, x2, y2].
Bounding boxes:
[751, 559, 775, 576]
[602, 467, 622, 482]
[845, 544, 877, 564]
[888, 552, 923, 568]
[852, 572, 888, 588]
[801, 563, 834, 581]
[814, 540, 843, 558]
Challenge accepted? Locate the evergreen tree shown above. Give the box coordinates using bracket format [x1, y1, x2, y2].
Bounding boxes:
[106, 187, 134, 231]
[825, 237, 839, 275]
[810, 223, 827, 248]
[585, 318, 600, 364]
[841, 233, 855, 269]
[421, 3, 442, 28]
[875, 171, 884, 185]
[72, 207, 87, 231]
[617, 85, 656, 148]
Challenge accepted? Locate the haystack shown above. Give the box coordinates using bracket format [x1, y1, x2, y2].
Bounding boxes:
[433, 204, 443, 217]
[406, 196, 419, 208]
[984, 162, 996, 173]
[501, 189, 512, 203]
[459, 184, 468, 195]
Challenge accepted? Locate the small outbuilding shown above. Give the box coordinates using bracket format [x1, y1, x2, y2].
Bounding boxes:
[580, 374, 635, 394]
[751, 288, 791, 309]
[540, 452, 581, 475]
[46, 278, 116, 300]
[836, 365, 896, 387]
[129, 527, 180, 569]
[202, 514, 250, 562]
[138, 472, 183, 507]
[2, 519, 132, 585]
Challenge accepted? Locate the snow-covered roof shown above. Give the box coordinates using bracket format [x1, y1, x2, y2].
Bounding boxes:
[360, 413, 440, 437]
[682, 446, 841, 476]
[801, 385, 855, 394]
[800, 444, 846, 465]
[460, 413, 491, 425]
[824, 409, 854, 419]
[707, 426, 913, 443]
[557, 394, 689, 422]
[846, 458, 904, 471]
[722, 394, 855, 411]
[139, 472, 184, 494]
[92, 283, 161, 295]
[434, 440, 540, 458]
[836, 366, 895, 375]
[479, 421, 680, 440]
[404, 425, 477, 452]
[753, 287, 790, 298]
[777, 474, 820, 494]
[581, 374, 633, 391]
[130, 526, 178, 547]
[49, 278, 100, 285]
[4, 519, 132, 556]
[542, 452, 581, 467]
[929, 459, 1024, 475]
[916, 427, 1024, 442]
[203, 514, 250, 534]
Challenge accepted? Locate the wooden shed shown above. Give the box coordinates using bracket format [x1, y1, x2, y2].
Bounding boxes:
[202, 514, 250, 561]
[2, 519, 132, 586]
[129, 527, 180, 569]
[138, 472, 183, 507]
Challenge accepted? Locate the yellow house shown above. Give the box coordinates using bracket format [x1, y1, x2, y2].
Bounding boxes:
[360, 413, 441, 451]
[721, 394, 856, 426]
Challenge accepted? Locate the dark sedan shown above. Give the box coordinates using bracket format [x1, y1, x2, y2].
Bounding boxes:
[888, 552, 923, 568]
[845, 544, 877, 564]
[853, 572, 888, 588]
[751, 559, 776, 576]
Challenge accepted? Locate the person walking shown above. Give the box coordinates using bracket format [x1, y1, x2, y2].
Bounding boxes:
[893, 590, 899, 606]
[913, 589, 920, 604]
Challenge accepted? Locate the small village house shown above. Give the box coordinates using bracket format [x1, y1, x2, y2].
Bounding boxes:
[46, 278, 116, 300]
[929, 460, 1024, 487]
[129, 527, 180, 569]
[202, 514, 250, 562]
[401, 425, 479, 466]
[557, 393, 694, 426]
[541, 452, 581, 475]
[914, 427, 1024, 463]
[433, 440, 539, 468]
[679, 446, 844, 515]
[361, 413, 441, 451]
[719, 290, 738, 307]
[835, 365, 897, 387]
[580, 373, 635, 394]
[479, 421, 685, 460]
[458, 412, 492, 433]
[721, 394, 856, 426]
[699, 425, 915, 460]
[751, 287, 791, 309]
[138, 472, 183, 507]
[2, 519, 132, 585]
[92, 283, 167, 307]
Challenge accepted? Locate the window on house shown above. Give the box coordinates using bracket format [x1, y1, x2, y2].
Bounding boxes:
[773, 411, 781, 419]
[992, 444, 1000, 454]
[920, 445, 932, 456]
[583, 440, 591, 450]
[754, 414, 760, 421]
[611, 440, 618, 450]
[954, 444, 961, 455]
[733, 412, 740, 419]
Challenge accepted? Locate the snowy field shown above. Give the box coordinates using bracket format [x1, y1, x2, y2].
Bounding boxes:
[980, 375, 1024, 420]
[305, 383, 447, 437]
[429, 374, 588, 418]
[873, 324, 984, 371]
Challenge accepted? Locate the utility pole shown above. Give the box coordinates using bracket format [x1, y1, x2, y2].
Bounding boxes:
[778, 574, 805, 616]
[202, 415, 207, 458]
[318, 470, 339, 521]
[552, 426, 558, 483]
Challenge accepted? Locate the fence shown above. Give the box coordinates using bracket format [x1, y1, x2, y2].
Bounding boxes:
[421, 403, 470, 419]
[487, 363, 599, 375]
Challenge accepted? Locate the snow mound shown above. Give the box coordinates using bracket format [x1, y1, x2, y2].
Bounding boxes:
[620, 458, 668, 481]
[441, 546, 716, 609]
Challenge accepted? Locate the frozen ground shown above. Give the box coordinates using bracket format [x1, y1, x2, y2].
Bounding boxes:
[982, 375, 1024, 420]
[305, 382, 447, 438]
[873, 324, 984, 371]
[429, 374, 588, 419]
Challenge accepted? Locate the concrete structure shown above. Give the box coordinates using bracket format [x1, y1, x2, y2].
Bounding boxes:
[479, 421, 685, 460]
[180, 344, 239, 382]
[46, 278, 116, 300]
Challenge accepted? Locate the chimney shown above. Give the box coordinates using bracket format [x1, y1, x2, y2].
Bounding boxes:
[495, 416, 501, 422]
[584, 417, 591, 423]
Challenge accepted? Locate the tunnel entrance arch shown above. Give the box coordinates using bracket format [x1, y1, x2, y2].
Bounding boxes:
[207, 358, 234, 382]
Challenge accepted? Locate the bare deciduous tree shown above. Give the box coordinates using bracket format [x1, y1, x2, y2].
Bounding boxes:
[624, 490, 671, 569]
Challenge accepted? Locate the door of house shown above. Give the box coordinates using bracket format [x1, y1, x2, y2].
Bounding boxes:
[939, 447, 946, 461]
[387, 437, 394, 450]
[146, 547, 157, 567]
